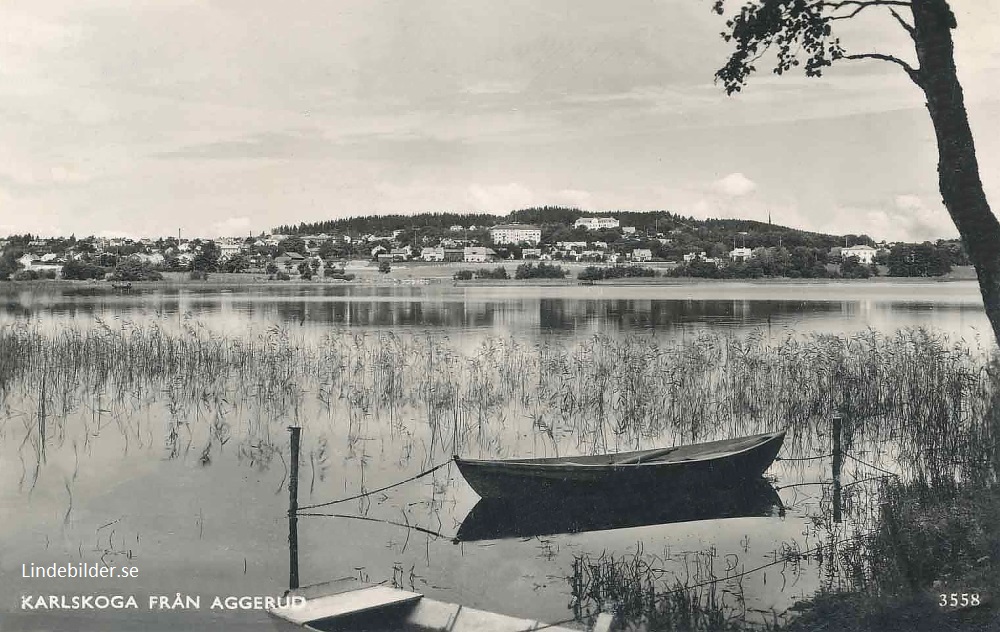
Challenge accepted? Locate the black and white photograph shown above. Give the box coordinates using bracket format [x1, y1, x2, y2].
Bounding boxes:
[1, 1, 998, 631]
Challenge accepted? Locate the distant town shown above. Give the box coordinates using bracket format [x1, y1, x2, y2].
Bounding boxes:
[0, 207, 969, 282]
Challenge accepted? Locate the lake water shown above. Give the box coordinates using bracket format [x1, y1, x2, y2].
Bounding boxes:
[0, 280, 989, 631]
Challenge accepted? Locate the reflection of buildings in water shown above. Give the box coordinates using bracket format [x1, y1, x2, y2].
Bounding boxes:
[0, 287, 990, 344]
[732, 299, 750, 319]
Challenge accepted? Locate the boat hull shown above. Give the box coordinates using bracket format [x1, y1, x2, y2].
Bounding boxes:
[454, 430, 785, 500]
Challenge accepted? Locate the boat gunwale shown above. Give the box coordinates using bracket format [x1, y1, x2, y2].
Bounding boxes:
[453, 429, 786, 470]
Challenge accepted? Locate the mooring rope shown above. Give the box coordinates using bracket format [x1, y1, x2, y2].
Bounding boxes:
[296, 461, 451, 512]
[774, 453, 833, 462]
[296, 512, 450, 539]
[843, 453, 900, 478]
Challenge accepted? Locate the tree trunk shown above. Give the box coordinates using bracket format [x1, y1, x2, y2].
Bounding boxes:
[911, 0, 1000, 346]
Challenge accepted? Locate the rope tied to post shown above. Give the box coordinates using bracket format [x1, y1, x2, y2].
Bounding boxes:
[297, 461, 451, 512]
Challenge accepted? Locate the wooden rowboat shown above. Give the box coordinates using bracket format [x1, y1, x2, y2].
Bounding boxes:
[269, 581, 588, 631]
[453, 429, 786, 500]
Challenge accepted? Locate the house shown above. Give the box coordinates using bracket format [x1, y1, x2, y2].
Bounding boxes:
[521, 248, 542, 260]
[463, 247, 497, 263]
[632, 249, 653, 262]
[218, 242, 244, 259]
[730, 247, 754, 262]
[489, 223, 542, 246]
[622, 226, 637, 235]
[274, 252, 306, 272]
[389, 247, 411, 261]
[449, 225, 465, 232]
[683, 251, 708, 263]
[421, 247, 445, 262]
[574, 217, 620, 230]
[843, 244, 877, 264]
[130, 253, 165, 266]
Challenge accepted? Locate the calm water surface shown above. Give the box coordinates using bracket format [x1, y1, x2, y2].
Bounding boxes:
[0, 281, 988, 630]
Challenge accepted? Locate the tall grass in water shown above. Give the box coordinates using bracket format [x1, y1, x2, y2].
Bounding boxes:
[0, 320, 996, 484]
[568, 547, 781, 631]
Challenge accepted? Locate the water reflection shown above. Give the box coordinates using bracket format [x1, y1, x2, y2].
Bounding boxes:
[455, 478, 783, 542]
[0, 282, 988, 340]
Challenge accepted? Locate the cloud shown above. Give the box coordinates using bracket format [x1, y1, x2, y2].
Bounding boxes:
[466, 183, 536, 212]
[814, 195, 958, 241]
[50, 165, 89, 184]
[713, 172, 757, 197]
[211, 216, 253, 237]
[553, 189, 594, 209]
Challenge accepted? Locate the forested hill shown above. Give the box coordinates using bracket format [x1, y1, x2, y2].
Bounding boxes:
[272, 207, 869, 249]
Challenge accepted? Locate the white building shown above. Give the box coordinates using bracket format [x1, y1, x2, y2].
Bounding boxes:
[683, 252, 708, 263]
[574, 217, 620, 230]
[730, 247, 754, 262]
[622, 226, 637, 235]
[521, 248, 542, 259]
[489, 224, 542, 245]
[218, 242, 244, 259]
[632, 249, 653, 262]
[843, 244, 877, 264]
[421, 247, 445, 262]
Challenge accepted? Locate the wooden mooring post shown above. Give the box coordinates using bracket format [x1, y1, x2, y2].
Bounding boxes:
[832, 414, 842, 523]
[288, 426, 301, 590]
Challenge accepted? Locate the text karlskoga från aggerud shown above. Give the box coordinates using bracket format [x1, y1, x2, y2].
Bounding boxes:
[20, 594, 306, 610]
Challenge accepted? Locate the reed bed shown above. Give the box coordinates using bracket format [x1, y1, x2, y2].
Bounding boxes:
[568, 546, 785, 631]
[1, 319, 997, 485]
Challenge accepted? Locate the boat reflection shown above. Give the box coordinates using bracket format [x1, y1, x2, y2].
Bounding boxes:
[454, 478, 783, 542]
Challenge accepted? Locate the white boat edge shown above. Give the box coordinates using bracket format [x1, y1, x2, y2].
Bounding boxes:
[268, 582, 588, 632]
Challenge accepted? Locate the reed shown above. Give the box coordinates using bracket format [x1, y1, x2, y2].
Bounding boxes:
[1, 320, 996, 484]
[3, 318, 997, 629]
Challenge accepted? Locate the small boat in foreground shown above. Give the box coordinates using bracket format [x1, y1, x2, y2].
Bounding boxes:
[269, 581, 586, 631]
[454, 429, 785, 500]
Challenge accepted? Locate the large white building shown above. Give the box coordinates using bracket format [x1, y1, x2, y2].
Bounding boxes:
[730, 247, 754, 262]
[843, 244, 877, 264]
[574, 217, 620, 230]
[489, 224, 541, 245]
[218, 242, 244, 259]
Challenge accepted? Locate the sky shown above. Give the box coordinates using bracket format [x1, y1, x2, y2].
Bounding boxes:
[0, 0, 998, 241]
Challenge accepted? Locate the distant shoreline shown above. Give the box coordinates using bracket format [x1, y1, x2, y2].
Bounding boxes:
[0, 264, 978, 292]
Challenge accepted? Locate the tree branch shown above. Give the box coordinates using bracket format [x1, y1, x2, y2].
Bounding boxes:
[823, 1, 911, 21]
[820, 1, 911, 9]
[843, 52, 922, 86]
[887, 7, 916, 37]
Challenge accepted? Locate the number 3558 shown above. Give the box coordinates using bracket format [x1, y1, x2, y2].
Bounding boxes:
[939, 593, 980, 607]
